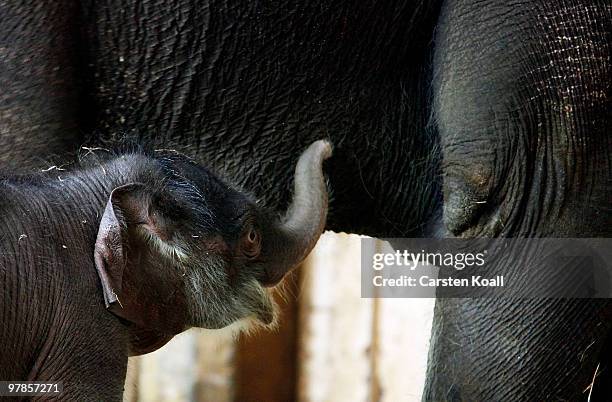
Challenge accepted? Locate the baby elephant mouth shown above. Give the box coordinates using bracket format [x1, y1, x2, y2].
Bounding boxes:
[236, 283, 278, 331]
[254, 292, 276, 326]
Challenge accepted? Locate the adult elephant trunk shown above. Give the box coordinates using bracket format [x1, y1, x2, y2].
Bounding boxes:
[259, 140, 332, 286]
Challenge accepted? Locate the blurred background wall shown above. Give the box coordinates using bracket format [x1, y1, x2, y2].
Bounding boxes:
[124, 233, 435, 402]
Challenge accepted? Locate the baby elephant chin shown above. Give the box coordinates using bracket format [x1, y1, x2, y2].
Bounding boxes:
[185, 267, 278, 332]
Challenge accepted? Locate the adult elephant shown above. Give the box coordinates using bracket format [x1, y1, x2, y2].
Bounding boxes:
[1, 0, 610, 400]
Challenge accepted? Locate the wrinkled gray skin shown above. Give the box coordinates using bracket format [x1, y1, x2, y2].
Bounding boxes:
[0, 0, 611, 400]
[0, 141, 331, 400]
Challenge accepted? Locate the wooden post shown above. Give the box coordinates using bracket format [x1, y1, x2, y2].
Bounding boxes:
[298, 233, 374, 402]
[372, 240, 435, 402]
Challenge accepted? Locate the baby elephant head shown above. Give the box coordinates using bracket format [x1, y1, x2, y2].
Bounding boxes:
[94, 140, 332, 354]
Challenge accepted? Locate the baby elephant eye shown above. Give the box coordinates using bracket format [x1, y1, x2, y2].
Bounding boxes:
[241, 227, 261, 259]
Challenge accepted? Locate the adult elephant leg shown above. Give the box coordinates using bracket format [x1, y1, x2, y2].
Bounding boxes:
[426, 299, 612, 401]
[425, 1, 612, 400]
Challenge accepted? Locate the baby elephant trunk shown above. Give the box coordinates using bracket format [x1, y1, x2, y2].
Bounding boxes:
[259, 140, 332, 287]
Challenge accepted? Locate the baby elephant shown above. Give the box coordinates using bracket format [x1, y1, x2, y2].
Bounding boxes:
[0, 140, 331, 400]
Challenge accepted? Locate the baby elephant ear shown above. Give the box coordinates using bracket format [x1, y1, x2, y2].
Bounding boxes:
[94, 183, 145, 312]
[95, 183, 184, 355]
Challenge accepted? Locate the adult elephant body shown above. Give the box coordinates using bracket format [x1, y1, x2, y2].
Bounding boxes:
[1, 0, 610, 400]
